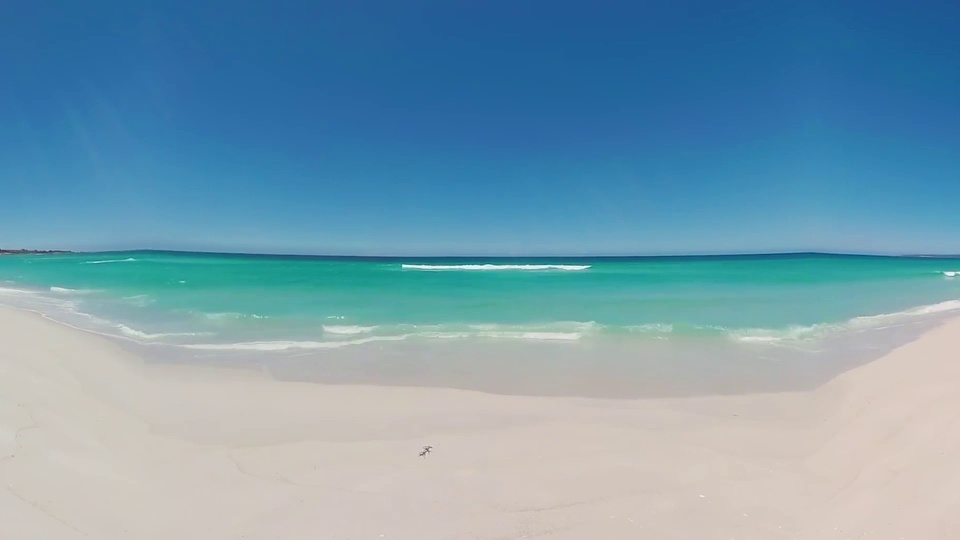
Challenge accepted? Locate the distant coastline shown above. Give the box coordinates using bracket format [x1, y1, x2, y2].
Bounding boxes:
[0, 249, 71, 255]
[64, 249, 960, 260]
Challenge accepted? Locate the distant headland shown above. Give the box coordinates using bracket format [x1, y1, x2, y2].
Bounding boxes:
[0, 249, 71, 255]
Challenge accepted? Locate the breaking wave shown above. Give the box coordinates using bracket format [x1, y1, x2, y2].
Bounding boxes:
[401, 263, 590, 271]
[84, 258, 137, 264]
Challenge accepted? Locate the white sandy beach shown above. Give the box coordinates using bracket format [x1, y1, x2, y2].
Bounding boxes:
[2, 305, 959, 539]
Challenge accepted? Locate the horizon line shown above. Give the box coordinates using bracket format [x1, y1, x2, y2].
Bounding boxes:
[21, 248, 960, 259]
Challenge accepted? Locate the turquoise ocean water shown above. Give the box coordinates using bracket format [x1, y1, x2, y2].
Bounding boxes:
[1, 251, 959, 352]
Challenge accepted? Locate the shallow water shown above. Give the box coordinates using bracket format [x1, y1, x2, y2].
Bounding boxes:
[2, 251, 959, 346]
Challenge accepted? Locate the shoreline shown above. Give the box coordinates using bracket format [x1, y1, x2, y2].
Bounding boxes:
[0, 288, 955, 399]
[3, 305, 960, 538]
[3, 292, 952, 399]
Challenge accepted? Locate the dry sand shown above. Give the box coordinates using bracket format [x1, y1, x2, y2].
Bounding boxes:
[2, 305, 959, 539]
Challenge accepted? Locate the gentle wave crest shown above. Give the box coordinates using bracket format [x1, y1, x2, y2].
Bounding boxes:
[201, 312, 268, 321]
[123, 294, 154, 307]
[322, 325, 376, 335]
[180, 330, 585, 351]
[851, 299, 960, 321]
[116, 324, 211, 340]
[0, 287, 40, 296]
[50, 286, 77, 293]
[732, 299, 960, 345]
[50, 286, 97, 295]
[182, 336, 408, 351]
[624, 323, 675, 334]
[944, 271, 959, 277]
[421, 330, 582, 341]
[731, 325, 827, 344]
[401, 263, 591, 271]
[85, 257, 137, 264]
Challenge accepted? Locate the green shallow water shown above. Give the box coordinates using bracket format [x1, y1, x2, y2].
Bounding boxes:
[1, 251, 959, 350]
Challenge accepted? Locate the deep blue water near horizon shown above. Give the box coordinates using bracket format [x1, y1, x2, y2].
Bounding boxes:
[60, 249, 960, 262]
[2, 251, 959, 396]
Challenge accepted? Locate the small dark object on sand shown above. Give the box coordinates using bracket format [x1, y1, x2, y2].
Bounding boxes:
[419, 445, 433, 457]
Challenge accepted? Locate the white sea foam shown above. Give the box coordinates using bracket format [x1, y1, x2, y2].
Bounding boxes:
[49, 286, 96, 295]
[944, 271, 959, 277]
[730, 324, 826, 344]
[850, 299, 960, 322]
[182, 336, 409, 351]
[625, 323, 675, 334]
[202, 312, 268, 321]
[0, 287, 40, 296]
[180, 327, 587, 351]
[84, 257, 137, 264]
[116, 324, 211, 340]
[181, 323, 595, 351]
[396, 321, 596, 340]
[733, 299, 960, 345]
[322, 325, 376, 335]
[734, 335, 782, 344]
[423, 331, 583, 341]
[464, 321, 598, 333]
[123, 294, 154, 306]
[401, 263, 591, 271]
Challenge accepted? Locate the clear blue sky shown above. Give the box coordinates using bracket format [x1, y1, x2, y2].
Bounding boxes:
[1, 1, 958, 255]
